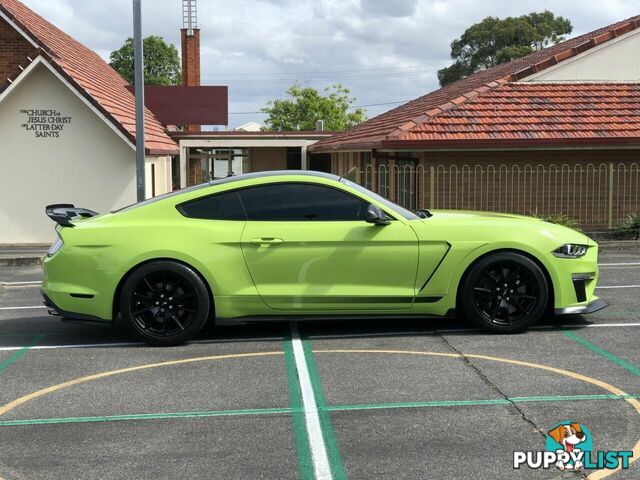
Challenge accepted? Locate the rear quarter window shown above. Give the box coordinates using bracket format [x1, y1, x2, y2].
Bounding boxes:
[177, 190, 246, 220]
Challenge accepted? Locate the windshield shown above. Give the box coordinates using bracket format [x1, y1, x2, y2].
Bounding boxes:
[339, 178, 419, 220]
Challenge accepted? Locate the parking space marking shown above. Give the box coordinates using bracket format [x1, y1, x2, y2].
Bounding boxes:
[312, 349, 640, 480]
[598, 263, 640, 267]
[0, 306, 45, 311]
[2, 394, 639, 429]
[289, 322, 334, 480]
[596, 285, 640, 289]
[0, 407, 293, 427]
[0, 336, 288, 352]
[0, 335, 44, 374]
[562, 330, 640, 377]
[324, 393, 640, 412]
[284, 338, 314, 480]
[306, 322, 640, 340]
[0, 282, 40, 288]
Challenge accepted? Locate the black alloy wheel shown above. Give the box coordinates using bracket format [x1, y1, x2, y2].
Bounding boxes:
[120, 261, 210, 346]
[460, 252, 548, 333]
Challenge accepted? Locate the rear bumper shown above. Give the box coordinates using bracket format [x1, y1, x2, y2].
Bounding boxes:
[554, 298, 608, 315]
[41, 289, 107, 323]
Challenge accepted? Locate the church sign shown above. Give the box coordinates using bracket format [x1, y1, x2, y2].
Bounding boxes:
[20, 109, 72, 138]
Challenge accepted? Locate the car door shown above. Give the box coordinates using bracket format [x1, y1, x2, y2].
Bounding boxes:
[238, 181, 420, 311]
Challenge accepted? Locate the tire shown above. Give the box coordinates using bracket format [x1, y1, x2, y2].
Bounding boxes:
[119, 261, 210, 346]
[459, 252, 548, 333]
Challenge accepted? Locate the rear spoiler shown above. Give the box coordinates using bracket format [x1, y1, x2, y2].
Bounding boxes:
[45, 204, 98, 228]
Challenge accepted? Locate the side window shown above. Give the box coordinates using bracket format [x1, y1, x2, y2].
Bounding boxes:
[178, 190, 246, 220]
[238, 183, 368, 221]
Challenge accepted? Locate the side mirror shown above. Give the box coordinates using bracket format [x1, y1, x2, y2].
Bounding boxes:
[365, 204, 391, 226]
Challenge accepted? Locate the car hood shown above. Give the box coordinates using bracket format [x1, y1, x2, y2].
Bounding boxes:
[416, 210, 595, 247]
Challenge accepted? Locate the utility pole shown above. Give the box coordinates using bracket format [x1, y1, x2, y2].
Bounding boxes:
[133, 0, 146, 201]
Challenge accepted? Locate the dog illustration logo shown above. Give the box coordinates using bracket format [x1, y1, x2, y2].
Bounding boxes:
[514, 421, 633, 471]
[547, 422, 589, 470]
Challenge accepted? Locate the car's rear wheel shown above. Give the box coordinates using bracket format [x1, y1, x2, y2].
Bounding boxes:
[460, 252, 548, 333]
[119, 261, 210, 346]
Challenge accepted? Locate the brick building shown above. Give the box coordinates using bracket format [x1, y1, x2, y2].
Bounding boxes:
[311, 17, 640, 229]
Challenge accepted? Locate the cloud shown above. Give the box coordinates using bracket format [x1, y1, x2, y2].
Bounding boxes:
[20, 0, 640, 127]
[360, 0, 418, 18]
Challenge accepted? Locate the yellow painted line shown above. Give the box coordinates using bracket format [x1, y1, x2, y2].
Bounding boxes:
[0, 352, 283, 417]
[314, 349, 640, 480]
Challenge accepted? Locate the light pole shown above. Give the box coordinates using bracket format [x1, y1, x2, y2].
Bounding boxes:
[133, 0, 146, 201]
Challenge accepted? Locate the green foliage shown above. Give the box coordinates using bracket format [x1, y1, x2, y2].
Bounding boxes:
[261, 83, 366, 131]
[109, 36, 182, 86]
[616, 212, 640, 240]
[530, 211, 580, 230]
[437, 11, 572, 86]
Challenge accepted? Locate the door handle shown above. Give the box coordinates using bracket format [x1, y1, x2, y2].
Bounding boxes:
[250, 237, 284, 245]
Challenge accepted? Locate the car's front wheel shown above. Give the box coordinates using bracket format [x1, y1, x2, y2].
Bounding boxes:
[459, 252, 548, 333]
[119, 261, 210, 346]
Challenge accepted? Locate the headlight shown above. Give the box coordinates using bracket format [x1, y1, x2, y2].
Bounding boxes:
[47, 235, 63, 257]
[552, 244, 588, 259]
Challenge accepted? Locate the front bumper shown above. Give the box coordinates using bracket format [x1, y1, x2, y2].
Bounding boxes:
[554, 298, 608, 315]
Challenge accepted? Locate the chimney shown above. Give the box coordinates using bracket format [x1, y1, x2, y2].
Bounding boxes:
[181, 0, 200, 131]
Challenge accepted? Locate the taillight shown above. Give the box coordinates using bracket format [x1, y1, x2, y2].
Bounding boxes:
[47, 234, 64, 257]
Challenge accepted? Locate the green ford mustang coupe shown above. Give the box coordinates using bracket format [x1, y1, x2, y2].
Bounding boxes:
[42, 171, 606, 345]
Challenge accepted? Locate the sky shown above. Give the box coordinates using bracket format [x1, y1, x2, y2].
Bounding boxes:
[21, 0, 639, 128]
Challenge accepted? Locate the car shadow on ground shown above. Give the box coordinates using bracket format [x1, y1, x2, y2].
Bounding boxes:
[0, 313, 597, 349]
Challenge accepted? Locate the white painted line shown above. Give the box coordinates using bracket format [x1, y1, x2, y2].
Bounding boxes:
[582, 322, 640, 327]
[0, 342, 141, 352]
[0, 306, 46, 311]
[306, 322, 640, 339]
[596, 285, 640, 289]
[598, 262, 640, 267]
[0, 281, 41, 286]
[289, 322, 332, 480]
[0, 336, 288, 352]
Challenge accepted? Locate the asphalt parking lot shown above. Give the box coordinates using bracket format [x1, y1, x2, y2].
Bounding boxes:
[0, 251, 638, 480]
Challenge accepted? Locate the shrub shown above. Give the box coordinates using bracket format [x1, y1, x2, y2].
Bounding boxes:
[616, 212, 640, 240]
[530, 211, 580, 230]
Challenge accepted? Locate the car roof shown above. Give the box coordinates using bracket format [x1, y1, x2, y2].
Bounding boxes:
[113, 170, 341, 213]
[206, 170, 340, 186]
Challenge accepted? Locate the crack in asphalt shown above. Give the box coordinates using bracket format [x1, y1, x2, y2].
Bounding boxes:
[435, 333, 591, 479]
[436, 333, 545, 430]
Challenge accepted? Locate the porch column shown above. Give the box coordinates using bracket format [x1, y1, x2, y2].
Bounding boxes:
[301, 144, 308, 170]
[179, 145, 188, 188]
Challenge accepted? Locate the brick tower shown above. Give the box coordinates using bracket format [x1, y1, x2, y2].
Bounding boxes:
[181, 0, 200, 131]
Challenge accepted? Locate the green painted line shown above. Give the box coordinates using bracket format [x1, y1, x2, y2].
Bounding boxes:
[562, 329, 640, 376]
[302, 338, 348, 480]
[325, 394, 640, 412]
[283, 338, 314, 480]
[1, 394, 638, 429]
[0, 407, 292, 427]
[0, 334, 44, 374]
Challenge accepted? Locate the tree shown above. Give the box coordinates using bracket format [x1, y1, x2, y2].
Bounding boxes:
[261, 83, 366, 131]
[437, 11, 572, 86]
[109, 36, 182, 85]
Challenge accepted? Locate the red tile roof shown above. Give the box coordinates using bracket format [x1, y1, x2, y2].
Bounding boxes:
[0, 0, 178, 154]
[394, 83, 640, 147]
[312, 15, 640, 152]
